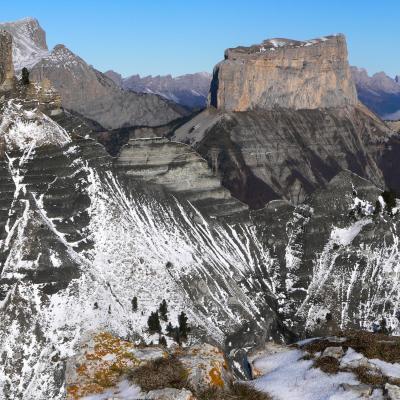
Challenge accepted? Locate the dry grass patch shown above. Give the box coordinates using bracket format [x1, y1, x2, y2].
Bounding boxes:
[349, 366, 386, 386]
[313, 356, 340, 374]
[197, 383, 272, 400]
[339, 330, 400, 363]
[129, 356, 188, 392]
[301, 331, 400, 364]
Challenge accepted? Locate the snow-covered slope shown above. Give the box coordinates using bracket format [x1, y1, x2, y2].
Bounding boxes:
[0, 99, 282, 399]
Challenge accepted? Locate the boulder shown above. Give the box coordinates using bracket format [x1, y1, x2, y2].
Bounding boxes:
[386, 383, 400, 400]
[176, 344, 232, 393]
[322, 346, 344, 359]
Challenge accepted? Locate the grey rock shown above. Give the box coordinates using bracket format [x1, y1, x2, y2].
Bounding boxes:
[386, 383, 400, 400]
[322, 346, 344, 359]
[145, 388, 195, 400]
[340, 383, 373, 396]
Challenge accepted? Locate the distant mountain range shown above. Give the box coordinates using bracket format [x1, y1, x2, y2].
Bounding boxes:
[105, 70, 212, 110]
[351, 67, 400, 120]
[105, 67, 400, 120]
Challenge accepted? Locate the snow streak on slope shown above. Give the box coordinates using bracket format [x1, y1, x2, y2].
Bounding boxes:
[0, 103, 277, 399]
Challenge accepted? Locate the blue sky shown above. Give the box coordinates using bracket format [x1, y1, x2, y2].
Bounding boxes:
[1, 0, 399, 78]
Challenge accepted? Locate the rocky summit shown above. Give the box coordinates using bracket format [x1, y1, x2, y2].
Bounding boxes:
[209, 35, 357, 111]
[1, 14, 400, 400]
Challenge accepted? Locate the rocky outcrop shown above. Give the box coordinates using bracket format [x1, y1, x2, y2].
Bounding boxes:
[0, 30, 15, 92]
[115, 137, 248, 217]
[209, 35, 357, 111]
[0, 17, 48, 71]
[351, 67, 400, 120]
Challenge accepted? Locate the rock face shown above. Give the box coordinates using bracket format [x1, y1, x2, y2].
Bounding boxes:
[351, 67, 400, 120]
[29, 45, 186, 129]
[106, 71, 212, 110]
[0, 30, 15, 92]
[0, 17, 48, 71]
[209, 35, 357, 111]
[174, 104, 389, 207]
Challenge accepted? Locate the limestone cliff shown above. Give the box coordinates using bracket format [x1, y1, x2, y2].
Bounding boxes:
[175, 35, 392, 208]
[209, 35, 357, 111]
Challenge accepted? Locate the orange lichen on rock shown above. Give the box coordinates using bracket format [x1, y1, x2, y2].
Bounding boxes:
[209, 367, 224, 387]
[66, 332, 140, 399]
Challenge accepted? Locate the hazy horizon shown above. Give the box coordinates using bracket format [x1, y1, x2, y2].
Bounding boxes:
[1, 0, 399, 78]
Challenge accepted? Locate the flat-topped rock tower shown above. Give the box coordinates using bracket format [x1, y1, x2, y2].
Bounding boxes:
[209, 34, 357, 111]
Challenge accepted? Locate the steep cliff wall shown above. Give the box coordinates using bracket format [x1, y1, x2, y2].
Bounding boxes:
[0, 30, 14, 92]
[209, 35, 357, 111]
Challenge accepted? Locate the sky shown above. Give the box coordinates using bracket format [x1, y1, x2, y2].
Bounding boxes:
[1, 0, 399, 78]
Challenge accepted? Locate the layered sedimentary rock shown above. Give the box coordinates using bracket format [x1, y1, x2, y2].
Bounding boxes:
[175, 35, 392, 207]
[115, 137, 247, 217]
[0, 30, 15, 92]
[209, 35, 357, 111]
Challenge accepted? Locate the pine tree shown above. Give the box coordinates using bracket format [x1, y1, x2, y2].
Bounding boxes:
[172, 327, 181, 346]
[382, 190, 397, 214]
[166, 322, 174, 335]
[178, 311, 189, 339]
[21, 67, 30, 85]
[147, 311, 161, 333]
[159, 299, 168, 321]
[159, 335, 167, 347]
[374, 200, 382, 215]
[132, 296, 138, 312]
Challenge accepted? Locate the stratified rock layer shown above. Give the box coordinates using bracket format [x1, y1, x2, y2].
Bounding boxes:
[174, 105, 389, 207]
[209, 35, 357, 111]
